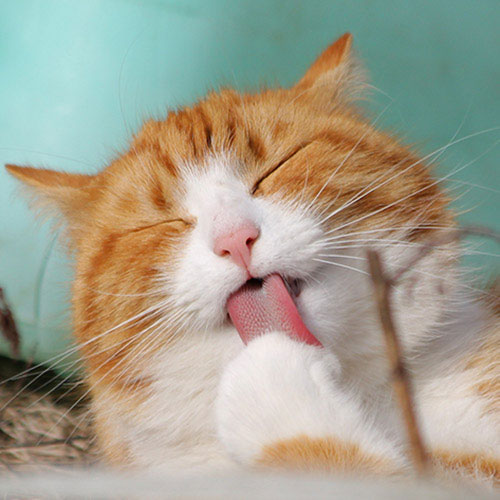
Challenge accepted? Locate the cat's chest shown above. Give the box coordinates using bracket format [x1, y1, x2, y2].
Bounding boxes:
[123, 329, 242, 470]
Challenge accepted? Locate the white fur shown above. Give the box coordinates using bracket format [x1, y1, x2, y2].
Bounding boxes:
[102, 152, 497, 480]
[216, 332, 404, 466]
[116, 328, 242, 471]
[170, 154, 324, 328]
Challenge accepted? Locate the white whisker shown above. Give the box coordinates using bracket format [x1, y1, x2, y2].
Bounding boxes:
[319, 127, 500, 228]
[313, 258, 369, 276]
[303, 101, 394, 213]
[323, 137, 500, 238]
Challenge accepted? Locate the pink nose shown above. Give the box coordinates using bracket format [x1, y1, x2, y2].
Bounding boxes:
[213, 222, 260, 269]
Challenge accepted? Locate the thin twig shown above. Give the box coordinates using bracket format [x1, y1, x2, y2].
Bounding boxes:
[367, 250, 428, 474]
[367, 224, 499, 474]
[391, 225, 500, 284]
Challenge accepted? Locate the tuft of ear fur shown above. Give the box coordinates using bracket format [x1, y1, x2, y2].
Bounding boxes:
[5, 164, 96, 240]
[293, 33, 366, 109]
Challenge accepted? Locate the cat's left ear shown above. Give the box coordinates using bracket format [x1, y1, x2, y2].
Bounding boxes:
[5, 164, 96, 234]
[293, 33, 365, 108]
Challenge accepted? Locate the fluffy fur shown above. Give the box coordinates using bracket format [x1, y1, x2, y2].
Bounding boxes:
[6, 33, 499, 483]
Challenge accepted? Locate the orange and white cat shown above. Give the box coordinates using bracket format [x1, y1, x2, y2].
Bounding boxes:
[7, 34, 499, 483]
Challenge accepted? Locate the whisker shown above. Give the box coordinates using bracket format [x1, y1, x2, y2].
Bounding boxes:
[323, 138, 500, 238]
[315, 223, 454, 245]
[318, 127, 500, 228]
[44, 313, 175, 439]
[313, 258, 369, 276]
[313, 108, 469, 224]
[118, 30, 145, 138]
[316, 242, 495, 298]
[49, 302, 185, 411]
[62, 313, 192, 438]
[448, 179, 500, 195]
[316, 253, 367, 261]
[303, 101, 394, 213]
[0, 147, 95, 169]
[0, 302, 165, 413]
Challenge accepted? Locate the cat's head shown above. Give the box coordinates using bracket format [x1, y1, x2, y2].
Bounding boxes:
[6, 34, 456, 382]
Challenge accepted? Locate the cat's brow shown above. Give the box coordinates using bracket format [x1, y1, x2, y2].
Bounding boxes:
[251, 142, 313, 194]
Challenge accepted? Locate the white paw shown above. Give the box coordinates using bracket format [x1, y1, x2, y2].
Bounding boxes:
[215, 332, 381, 465]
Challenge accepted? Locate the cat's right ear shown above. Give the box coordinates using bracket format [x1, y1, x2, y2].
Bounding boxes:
[292, 33, 366, 109]
[5, 164, 96, 234]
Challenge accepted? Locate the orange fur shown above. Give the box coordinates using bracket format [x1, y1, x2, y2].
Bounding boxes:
[7, 34, 452, 388]
[466, 323, 500, 412]
[257, 435, 396, 475]
[5, 34, 497, 480]
[433, 450, 500, 484]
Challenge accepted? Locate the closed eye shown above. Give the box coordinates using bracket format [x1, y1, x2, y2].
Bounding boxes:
[251, 142, 312, 194]
[128, 218, 192, 235]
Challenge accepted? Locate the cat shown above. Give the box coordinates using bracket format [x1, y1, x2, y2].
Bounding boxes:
[6, 33, 499, 483]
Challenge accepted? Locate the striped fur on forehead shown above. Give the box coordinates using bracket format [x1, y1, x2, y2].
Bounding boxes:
[131, 89, 277, 168]
[128, 83, 451, 235]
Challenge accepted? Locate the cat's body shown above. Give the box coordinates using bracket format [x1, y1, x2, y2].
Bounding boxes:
[7, 34, 499, 483]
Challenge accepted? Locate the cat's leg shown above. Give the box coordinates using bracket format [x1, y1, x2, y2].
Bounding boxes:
[215, 332, 406, 474]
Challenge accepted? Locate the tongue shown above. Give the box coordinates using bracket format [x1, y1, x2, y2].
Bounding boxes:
[227, 274, 322, 347]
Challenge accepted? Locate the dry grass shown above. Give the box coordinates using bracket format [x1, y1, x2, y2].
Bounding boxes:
[0, 355, 99, 474]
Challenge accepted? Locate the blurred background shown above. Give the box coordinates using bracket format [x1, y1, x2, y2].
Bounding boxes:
[0, 0, 498, 365]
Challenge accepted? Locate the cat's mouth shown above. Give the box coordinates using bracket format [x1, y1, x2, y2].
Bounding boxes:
[242, 276, 303, 298]
[226, 274, 322, 347]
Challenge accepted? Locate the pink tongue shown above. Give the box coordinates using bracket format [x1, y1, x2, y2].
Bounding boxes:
[227, 274, 322, 347]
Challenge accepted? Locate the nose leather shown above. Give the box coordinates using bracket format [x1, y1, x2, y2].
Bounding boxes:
[213, 222, 259, 269]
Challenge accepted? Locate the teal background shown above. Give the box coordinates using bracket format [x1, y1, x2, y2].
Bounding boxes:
[0, 0, 498, 364]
